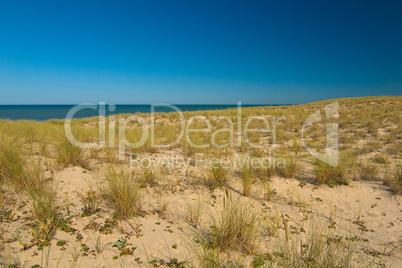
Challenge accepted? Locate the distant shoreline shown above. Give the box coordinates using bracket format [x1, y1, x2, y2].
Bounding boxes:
[0, 104, 287, 121]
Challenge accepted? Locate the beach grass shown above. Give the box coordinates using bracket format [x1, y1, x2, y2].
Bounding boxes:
[0, 95, 401, 267]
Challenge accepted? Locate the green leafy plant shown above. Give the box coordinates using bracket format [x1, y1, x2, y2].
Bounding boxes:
[81, 190, 100, 216]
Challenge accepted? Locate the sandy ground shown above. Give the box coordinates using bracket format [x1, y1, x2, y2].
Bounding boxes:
[1, 162, 401, 267]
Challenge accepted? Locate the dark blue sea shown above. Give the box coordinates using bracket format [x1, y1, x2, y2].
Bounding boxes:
[0, 104, 280, 121]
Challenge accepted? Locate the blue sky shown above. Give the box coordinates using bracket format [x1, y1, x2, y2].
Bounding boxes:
[0, 0, 401, 104]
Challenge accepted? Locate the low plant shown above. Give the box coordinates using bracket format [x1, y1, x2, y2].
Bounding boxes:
[205, 163, 229, 190]
[31, 220, 57, 249]
[384, 165, 402, 195]
[186, 198, 204, 228]
[358, 163, 378, 181]
[313, 152, 355, 186]
[0, 140, 26, 190]
[55, 137, 82, 168]
[203, 195, 260, 253]
[81, 190, 100, 216]
[104, 170, 142, 219]
[241, 165, 256, 197]
[373, 153, 387, 164]
[112, 237, 137, 256]
[273, 229, 358, 267]
[277, 154, 301, 179]
[291, 139, 302, 157]
[139, 168, 158, 188]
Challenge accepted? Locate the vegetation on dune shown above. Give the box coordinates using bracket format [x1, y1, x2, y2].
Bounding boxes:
[103, 170, 142, 219]
[0, 96, 401, 266]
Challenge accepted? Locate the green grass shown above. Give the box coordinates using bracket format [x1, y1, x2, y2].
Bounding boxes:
[260, 228, 358, 267]
[241, 165, 256, 197]
[205, 196, 260, 253]
[81, 190, 101, 216]
[205, 163, 229, 190]
[104, 170, 142, 219]
[0, 140, 26, 189]
[313, 152, 356, 186]
[277, 154, 301, 179]
[54, 137, 82, 168]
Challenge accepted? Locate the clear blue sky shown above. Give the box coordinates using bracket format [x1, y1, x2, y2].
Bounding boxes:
[0, 0, 401, 104]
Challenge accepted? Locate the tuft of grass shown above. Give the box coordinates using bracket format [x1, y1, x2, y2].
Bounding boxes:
[104, 170, 142, 219]
[373, 153, 387, 164]
[80, 190, 100, 217]
[358, 163, 378, 181]
[314, 161, 349, 186]
[272, 229, 357, 267]
[28, 164, 60, 246]
[264, 180, 275, 201]
[241, 165, 256, 197]
[30, 187, 59, 225]
[205, 164, 229, 190]
[313, 152, 355, 186]
[202, 196, 260, 253]
[277, 154, 301, 179]
[0, 147, 60, 246]
[55, 137, 82, 168]
[291, 139, 302, 157]
[94, 235, 106, 254]
[186, 198, 204, 229]
[384, 165, 402, 195]
[0, 140, 26, 189]
[155, 187, 169, 219]
[139, 168, 158, 188]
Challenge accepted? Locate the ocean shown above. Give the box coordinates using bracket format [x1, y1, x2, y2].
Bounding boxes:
[0, 104, 279, 121]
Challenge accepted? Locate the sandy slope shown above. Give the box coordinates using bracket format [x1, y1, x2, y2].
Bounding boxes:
[1, 165, 401, 267]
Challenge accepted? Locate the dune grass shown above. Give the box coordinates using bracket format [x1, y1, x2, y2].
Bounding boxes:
[186, 197, 204, 229]
[313, 152, 356, 186]
[0, 139, 26, 189]
[258, 228, 358, 268]
[205, 163, 229, 190]
[241, 165, 256, 197]
[199, 194, 260, 254]
[104, 170, 142, 219]
[54, 137, 83, 168]
[384, 165, 402, 195]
